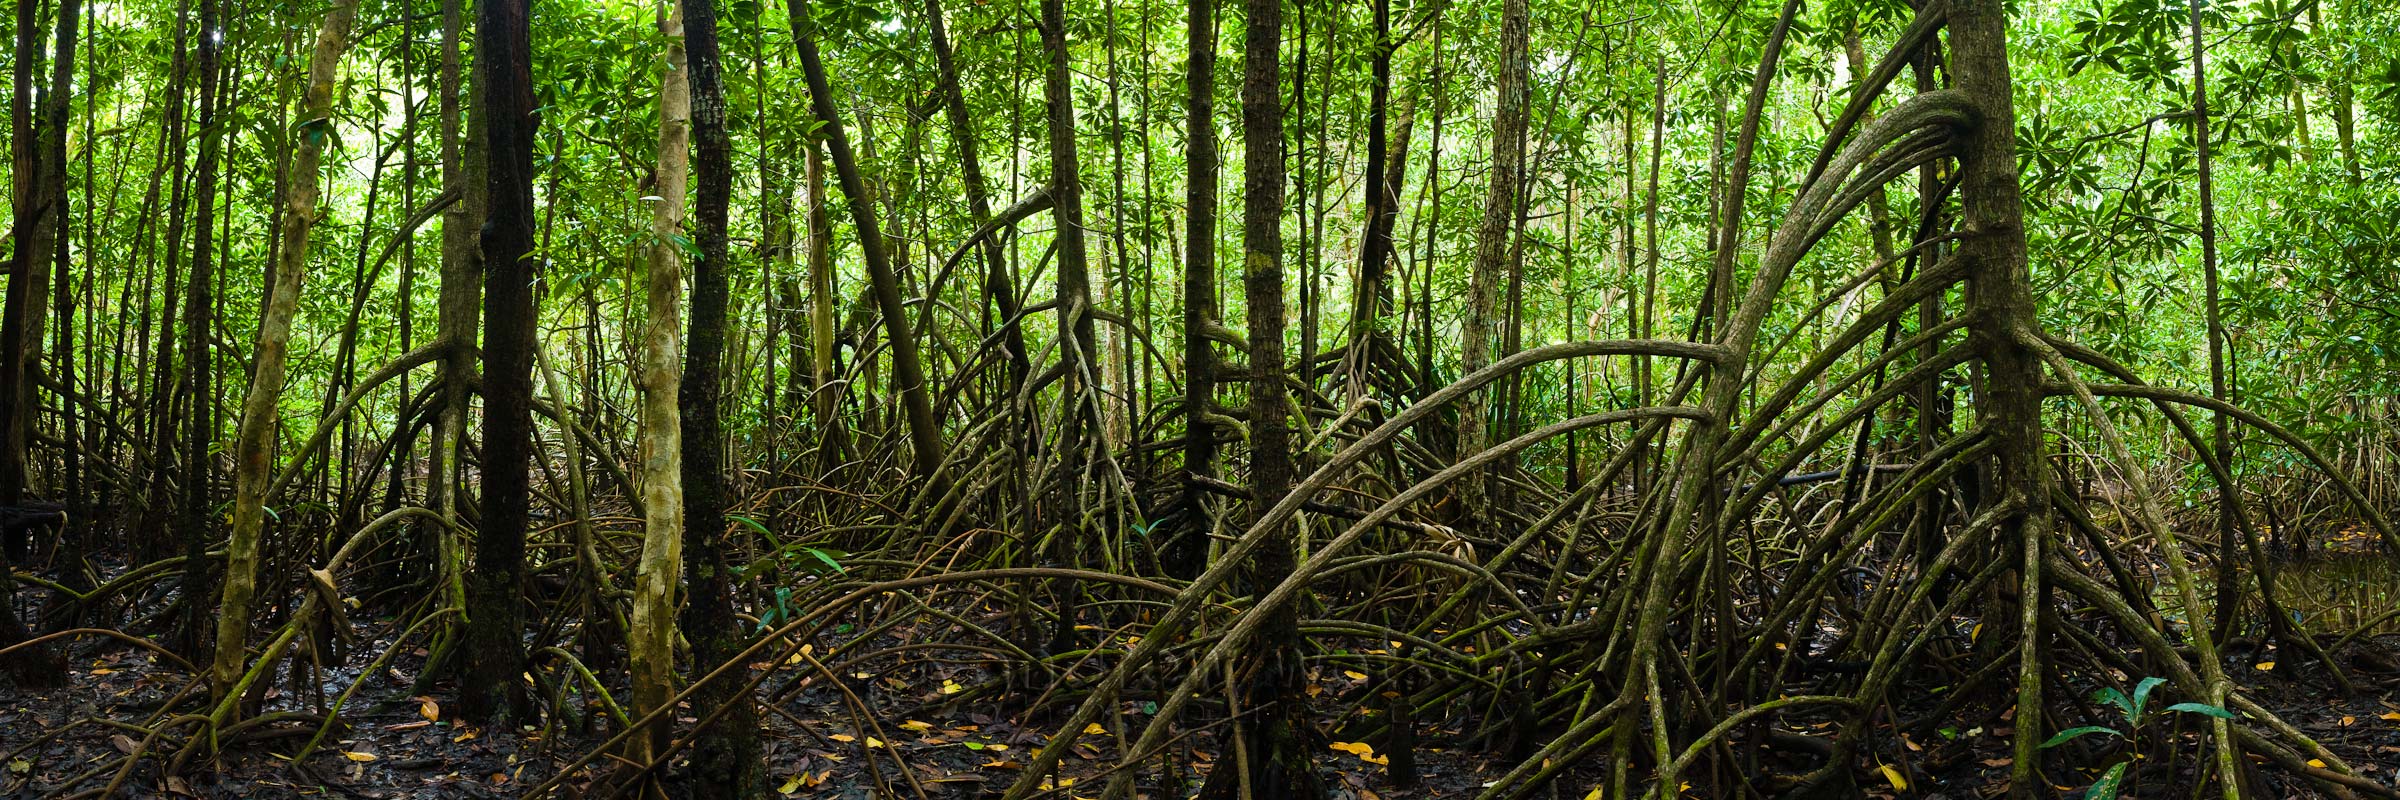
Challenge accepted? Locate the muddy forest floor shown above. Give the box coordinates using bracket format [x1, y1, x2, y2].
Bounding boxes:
[8, 555, 2400, 798]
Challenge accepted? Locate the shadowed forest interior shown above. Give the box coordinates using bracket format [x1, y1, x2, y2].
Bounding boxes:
[2, 0, 2400, 795]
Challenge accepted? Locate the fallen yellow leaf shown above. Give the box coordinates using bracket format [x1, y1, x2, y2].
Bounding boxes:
[829, 733, 857, 743]
[2308, 759, 2328, 768]
[900, 720, 934, 732]
[1878, 764, 1908, 791]
[1328, 741, 1388, 766]
[1082, 723, 1107, 735]
[343, 751, 379, 762]
[1342, 670, 1369, 681]
[777, 775, 802, 794]
[2255, 661, 2277, 671]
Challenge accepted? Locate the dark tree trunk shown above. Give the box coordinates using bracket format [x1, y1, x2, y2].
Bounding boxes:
[676, 0, 763, 792]
[133, 0, 193, 568]
[1455, 0, 1530, 520]
[427, 0, 484, 655]
[1037, 0, 1105, 639]
[925, 0, 1027, 390]
[169, 0, 226, 663]
[1197, 0, 1321, 793]
[460, 0, 539, 725]
[0, 0, 40, 516]
[0, 0, 77, 688]
[1346, 0, 1398, 397]
[788, 0, 945, 485]
[1169, 0, 1217, 580]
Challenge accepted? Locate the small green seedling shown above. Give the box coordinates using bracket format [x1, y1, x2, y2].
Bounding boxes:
[2038, 676, 2234, 799]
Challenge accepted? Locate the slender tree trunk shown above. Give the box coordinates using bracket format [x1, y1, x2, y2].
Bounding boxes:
[924, 0, 1027, 390]
[171, 0, 226, 662]
[1037, 0, 1103, 655]
[2182, 0, 2251, 654]
[1103, 0, 1136, 445]
[211, 0, 357, 706]
[1638, 53, 1665, 495]
[628, 0, 690, 771]
[430, 0, 482, 648]
[1413, 14, 1444, 402]
[1040, 0, 1101, 442]
[1170, 0, 1217, 580]
[1198, 0, 1321, 793]
[460, 0, 540, 725]
[804, 140, 836, 434]
[789, 0, 945, 484]
[0, 0, 76, 687]
[1346, 0, 1397, 398]
[677, 0, 762, 790]
[1455, 0, 1531, 519]
[133, 0, 192, 568]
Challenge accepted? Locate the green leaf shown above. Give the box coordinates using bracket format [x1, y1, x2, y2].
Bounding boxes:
[2087, 761, 2130, 800]
[802, 546, 845, 575]
[729, 513, 779, 547]
[2129, 676, 2166, 719]
[2039, 726, 2122, 749]
[2096, 687, 2132, 719]
[2163, 702, 2234, 719]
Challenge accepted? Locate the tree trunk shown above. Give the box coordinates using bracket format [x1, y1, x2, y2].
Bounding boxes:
[1170, 0, 1217, 580]
[460, 0, 540, 725]
[1037, 1, 1098, 428]
[1198, 0, 1322, 793]
[925, 0, 1027, 390]
[789, 0, 945, 485]
[802, 139, 843, 449]
[132, 0, 193, 570]
[0, 0, 43, 513]
[1346, 0, 1399, 399]
[170, 0, 226, 663]
[211, 0, 357, 707]
[1455, 0, 1529, 520]
[677, 0, 763, 790]
[628, 0, 690, 771]
[1946, 0, 2063, 791]
[0, 0, 77, 687]
[1037, 0, 1103, 655]
[430, 0, 483, 652]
